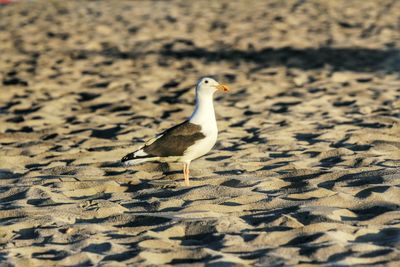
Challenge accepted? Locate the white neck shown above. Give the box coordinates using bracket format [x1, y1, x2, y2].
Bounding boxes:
[189, 91, 216, 128]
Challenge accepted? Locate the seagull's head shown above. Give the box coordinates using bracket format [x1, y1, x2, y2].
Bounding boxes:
[196, 77, 230, 97]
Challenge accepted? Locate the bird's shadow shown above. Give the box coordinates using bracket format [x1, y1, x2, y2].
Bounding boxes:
[100, 160, 181, 186]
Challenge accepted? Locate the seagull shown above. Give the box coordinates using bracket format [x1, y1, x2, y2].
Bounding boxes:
[121, 77, 230, 186]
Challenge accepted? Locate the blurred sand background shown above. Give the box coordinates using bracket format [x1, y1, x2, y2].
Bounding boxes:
[0, 0, 400, 266]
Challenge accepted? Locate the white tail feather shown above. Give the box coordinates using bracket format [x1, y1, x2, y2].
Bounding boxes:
[122, 157, 160, 166]
[134, 149, 148, 157]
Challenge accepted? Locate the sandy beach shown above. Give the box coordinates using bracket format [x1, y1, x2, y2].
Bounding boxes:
[0, 0, 400, 265]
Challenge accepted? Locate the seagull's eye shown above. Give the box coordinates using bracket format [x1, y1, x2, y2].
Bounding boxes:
[204, 80, 208, 84]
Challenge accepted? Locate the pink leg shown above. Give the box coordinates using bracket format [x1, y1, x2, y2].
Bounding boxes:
[183, 163, 190, 186]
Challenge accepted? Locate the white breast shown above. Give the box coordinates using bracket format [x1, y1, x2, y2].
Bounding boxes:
[180, 125, 217, 163]
[182, 86, 219, 163]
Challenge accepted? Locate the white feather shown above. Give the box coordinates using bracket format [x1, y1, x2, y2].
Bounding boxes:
[134, 149, 148, 157]
[122, 157, 160, 166]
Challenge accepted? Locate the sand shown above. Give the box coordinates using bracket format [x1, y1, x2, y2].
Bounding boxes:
[0, 0, 400, 266]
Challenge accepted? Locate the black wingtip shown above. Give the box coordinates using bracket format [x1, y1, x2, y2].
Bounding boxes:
[121, 152, 135, 163]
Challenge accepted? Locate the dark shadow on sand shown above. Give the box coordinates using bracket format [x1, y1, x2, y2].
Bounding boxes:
[71, 42, 400, 73]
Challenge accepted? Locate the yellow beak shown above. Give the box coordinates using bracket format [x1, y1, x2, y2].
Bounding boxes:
[215, 84, 230, 92]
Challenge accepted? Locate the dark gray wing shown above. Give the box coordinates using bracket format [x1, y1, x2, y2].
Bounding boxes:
[143, 120, 205, 157]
